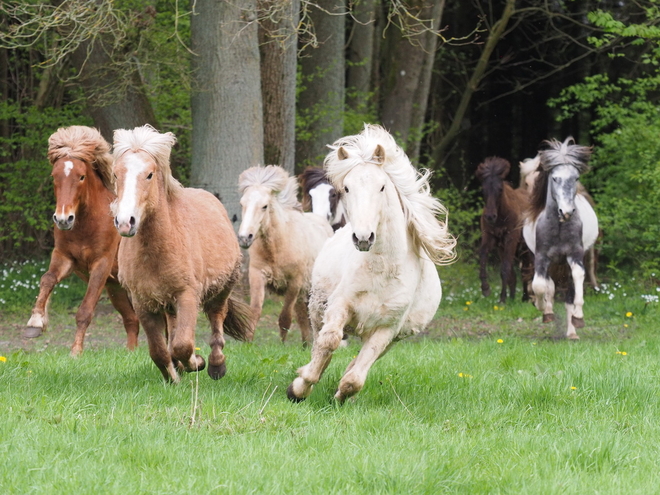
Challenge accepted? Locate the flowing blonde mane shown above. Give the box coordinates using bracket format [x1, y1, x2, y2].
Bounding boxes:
[47, 126, 114, 190]
[325, 124, 456, 265]
[112, 125, 181, 198]
[238, 165, 301, 210]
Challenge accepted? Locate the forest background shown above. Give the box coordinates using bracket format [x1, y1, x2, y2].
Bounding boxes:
[1, 0, 659, 277]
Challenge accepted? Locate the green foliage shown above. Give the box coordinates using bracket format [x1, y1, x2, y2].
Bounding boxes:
[549, 9, 660, 276]
[0, 102, 92, 259]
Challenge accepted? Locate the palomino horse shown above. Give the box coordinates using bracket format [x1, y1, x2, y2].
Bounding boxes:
[237, 165, 333, 345]
[25, 126, 139, 356]
[287, 124, 456, 403]
[299, 167, 346, 231]
[520, 154, 600, 289]
[523, 137, 599, 339]
[112, 125, 252, 382]
[476, 157, 532, 303]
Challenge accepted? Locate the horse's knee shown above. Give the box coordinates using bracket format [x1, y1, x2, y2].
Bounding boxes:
[316, 329, 343, 350]
[75, 310, 94, 330]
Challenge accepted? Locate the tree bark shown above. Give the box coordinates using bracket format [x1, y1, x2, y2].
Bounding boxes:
[259, 0, 299, 173]
[380, 0, 444, 164]
[346, 0, 378, 110]
[296, 0, 346, 171]
[190, 0, 263, 230]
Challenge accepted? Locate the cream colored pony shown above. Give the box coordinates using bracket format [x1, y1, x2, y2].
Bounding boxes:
[287, 124, 456, 403]
[237, 165, 333, 345]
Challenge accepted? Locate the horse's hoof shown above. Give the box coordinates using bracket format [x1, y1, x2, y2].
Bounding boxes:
[567, 333, 580, 340]
[193, 354, 206, 372]
[542, 313, 555, 323]
[482, 288, 491, 297]
[286, 384, 306, 403]
[207, 362, 226, 380]
[23, 327, 43, 339]
[571, 316, 585, 329]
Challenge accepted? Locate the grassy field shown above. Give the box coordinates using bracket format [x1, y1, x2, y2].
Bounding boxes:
[1, 260, 659, 494]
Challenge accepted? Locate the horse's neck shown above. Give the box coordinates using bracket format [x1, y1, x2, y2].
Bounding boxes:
[258, 203, 288, 258]
[372, 194, 409, 258]
[136, 189, 176, 253]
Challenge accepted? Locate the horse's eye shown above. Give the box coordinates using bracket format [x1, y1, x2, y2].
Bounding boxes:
[344, 186, 349, 193]
[146, 172, 153, 180]
[553, 177, 559, 183]
[262, 205, 268, 210]
[113, 173, 117, 180]
[80, 175, 85, 181]
[380, 185, 385, 192]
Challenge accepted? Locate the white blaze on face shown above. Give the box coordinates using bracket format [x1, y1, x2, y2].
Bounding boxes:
[238, 188, 266, 238]
[552, 165, 578, 217]
[63, 160, 74, 177]
[115, 153, 148, 225]
[309, 183, 333, 221]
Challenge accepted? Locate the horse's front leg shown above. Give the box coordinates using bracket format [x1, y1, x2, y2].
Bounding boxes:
[531, 255, 555, 322]
[205, 288, 232, 380]
[501, 235, 519, 303]
[479, 233, 495, 297]
[139, 308, 178, 382]
[287, 297, 350, 402]
[279, 284, 301, 343]
[335, 327, 397, 403]
[105, 281, 140, 350]
[25, 250, 74, 339]
[170, 290, 204, 374]
[294, 295, 312, 347]
[567, 257, 586, 338]
[70, 257, 114, 356]
[248, 266, 266, 336]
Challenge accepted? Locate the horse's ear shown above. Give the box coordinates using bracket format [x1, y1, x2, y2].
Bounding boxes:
[337, 147, 349, 160]
[373, 144, 385, 165]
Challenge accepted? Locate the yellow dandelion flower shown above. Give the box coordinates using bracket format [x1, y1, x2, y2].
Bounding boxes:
[458, 372, 473, 378]
[621, 351, 627, 356]
[626, 312, 633, 317]
[497, 339, 504, 344]
[195, 347, 200, 351]
[571, 386, 577, 390]
[624, 324, 629, 328]
[0, 356, 6, 363]
[463, 307, 469, 311]
[458, 372, 463, 377]
[494, 305, 499, 310]
[465, 301, 472, 306]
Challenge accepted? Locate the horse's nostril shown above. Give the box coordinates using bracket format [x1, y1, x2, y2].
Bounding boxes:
[352, 233, 358, 244]
[368, 232, 375, 243]
[129, 217, 136, 227]
[67, 215, 74, 223]
[114, 217, 119, 228]
[52, 214, 57, 223]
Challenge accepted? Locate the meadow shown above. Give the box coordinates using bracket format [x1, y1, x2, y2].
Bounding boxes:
[1, 260, 659, 494]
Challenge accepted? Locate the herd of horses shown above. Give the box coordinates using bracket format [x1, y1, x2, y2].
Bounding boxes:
[23, 123, 598, 401]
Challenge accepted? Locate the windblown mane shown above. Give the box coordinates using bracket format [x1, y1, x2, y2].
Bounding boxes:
[529, 136, 592, 221]
[112, 125, 181, 198]
[475, 156, 511, 182]
[325, 124, 456, 265]
[47, 126, 114, 190]
[238, 165, 302, 210]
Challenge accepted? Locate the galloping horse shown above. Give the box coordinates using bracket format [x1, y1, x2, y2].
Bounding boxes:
[25, 126, 139, 356]
[112, 125, 252, 381]
[299, 167, 346, 230]
[476, 157, 532, 303]
[523, 137, 599, 339]
[287, 124, 456, 403]
[237, 165, 333, 345]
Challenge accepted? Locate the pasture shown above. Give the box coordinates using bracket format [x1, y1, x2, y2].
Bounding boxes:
[1, 260, 659, 494]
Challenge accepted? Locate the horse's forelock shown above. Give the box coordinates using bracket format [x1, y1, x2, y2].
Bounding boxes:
[540, 137, 591, 174]
[476, 157, 510, 182]
[112, 125, 181, 197]
[239, 165, 301, 210]
[47, 126, 114, 190]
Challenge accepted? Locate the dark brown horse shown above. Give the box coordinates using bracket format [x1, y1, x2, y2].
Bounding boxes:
[476, 157, 532, 303]
[25, 126, 139, 355]
[299, 167, 346, 231]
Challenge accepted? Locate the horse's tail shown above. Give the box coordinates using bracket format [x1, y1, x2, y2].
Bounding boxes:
[224, 296, 255, 342]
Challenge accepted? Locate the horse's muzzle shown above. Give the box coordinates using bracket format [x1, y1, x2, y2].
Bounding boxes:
[115, 216, 137, 237]
[53, 214, 75, 231]
[237, 234, 254, 249]
[352, 232, 375, 252]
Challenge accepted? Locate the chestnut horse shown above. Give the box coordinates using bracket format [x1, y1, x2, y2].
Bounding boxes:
[299, 167, 346, 231]
[25, 126, 139, 356]
[112, 125, 252, 382]
[476, 157, 532, 303]
[237, 165, 333, 345]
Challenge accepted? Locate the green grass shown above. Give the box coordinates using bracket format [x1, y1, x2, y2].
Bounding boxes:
[1, 260, 659, 493]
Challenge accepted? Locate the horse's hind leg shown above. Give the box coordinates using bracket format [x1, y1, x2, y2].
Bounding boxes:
[25, 250, 74, 339]
[106, 281, 140, 350]
[479, 234, 495, 297]
[205, 289, 232, 380]
[294, 296, 312, 347]
[278, 286, 300, 343]
[170, 290, 205, 374]
[140, 310, 178, 382]
[567, 258, 586, 335]
[287, 298, 349, 402]
[335, 327, 396, 403]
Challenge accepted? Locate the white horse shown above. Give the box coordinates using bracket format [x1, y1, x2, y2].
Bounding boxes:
[287, 124, 456, 403]
[523, 137, 599, 339]
[237, 165, 333, 345]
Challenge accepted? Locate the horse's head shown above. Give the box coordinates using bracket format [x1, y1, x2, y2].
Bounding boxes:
[337, 144, 391, 252]
[51, 157, 90, 230]
[112, 150, 159, 237]
[548, 164, 580, 222]
[476, 157, 510, 226]
[237, 185, 271, 249]
[309, 182, 339, 223]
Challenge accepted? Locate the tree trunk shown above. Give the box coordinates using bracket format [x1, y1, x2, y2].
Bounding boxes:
[380, 0, 444, 163]
[346, 0, 378, 110]
[259, 0, 299, 173]
[296, 0, 346, 171]
[190, 0, 263, 230]
[70, 40, 159, 143]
